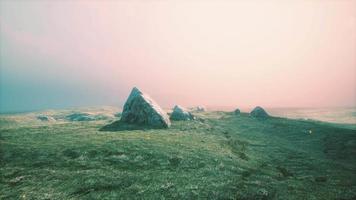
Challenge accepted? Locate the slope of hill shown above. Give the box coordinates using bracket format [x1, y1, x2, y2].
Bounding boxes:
[1, 108, 355, 199]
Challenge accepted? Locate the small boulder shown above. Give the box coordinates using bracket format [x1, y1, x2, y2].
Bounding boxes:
[191, 106, 207, 112]
[37, 115, 55, 122]
[250, 106, 269, 118]
[66, 113, 112, 121]
[170, 105, 194, 121]
[234, 109, 241, 115]
[66, 113, 95, 121]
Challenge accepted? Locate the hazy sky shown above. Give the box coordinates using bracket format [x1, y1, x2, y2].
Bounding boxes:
[0, 0, 355, 112]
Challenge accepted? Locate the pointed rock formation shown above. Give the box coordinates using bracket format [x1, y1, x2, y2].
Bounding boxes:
[170, 105, 194, 121]
[250, 106, 269, 118]
[102, 87, 170, 130]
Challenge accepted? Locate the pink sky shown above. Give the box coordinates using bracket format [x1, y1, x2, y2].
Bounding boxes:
[0, 0, 355, 111]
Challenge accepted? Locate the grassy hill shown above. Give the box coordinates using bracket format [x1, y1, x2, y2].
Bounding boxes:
[1, 108, 355, 199]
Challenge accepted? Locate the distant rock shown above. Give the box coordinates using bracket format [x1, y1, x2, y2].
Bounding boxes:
[37, 115, 55, 122]
[191, 106, 207, 112]
[66, 113, 95, 121]
[66, 113, 112, 121]
[102, 87, 170, 130]
[170, 105, 194, 121]
[250, 106, 269, 118]
[234, 109, 241, 115]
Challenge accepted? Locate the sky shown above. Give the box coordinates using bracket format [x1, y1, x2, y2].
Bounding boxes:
[0, 0, 355, 112]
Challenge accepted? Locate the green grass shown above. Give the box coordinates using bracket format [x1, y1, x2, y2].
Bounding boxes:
[1, 109, 355, 199]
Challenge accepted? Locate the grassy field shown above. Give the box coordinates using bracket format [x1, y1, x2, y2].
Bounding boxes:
[1, 108, 355, 200]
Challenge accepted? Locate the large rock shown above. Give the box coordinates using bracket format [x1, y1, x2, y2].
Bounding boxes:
[170, 105, 194, 121]
[250, 106, 269, 118]
[119, 87, 171, 128]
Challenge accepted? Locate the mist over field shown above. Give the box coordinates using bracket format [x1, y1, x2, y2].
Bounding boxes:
[1, 0, 355, 113]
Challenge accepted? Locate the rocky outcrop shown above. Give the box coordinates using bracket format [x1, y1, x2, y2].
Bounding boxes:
[37, 115, 55, 122]
[66, 113, 94, 121]
[191, 106, 207, 112]
[250, 106, 269, 118]
[234, 108, 241, 115]
[66, 113, 112, 121]
[170, 105, 194, 121]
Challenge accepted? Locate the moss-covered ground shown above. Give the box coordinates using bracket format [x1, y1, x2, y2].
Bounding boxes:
[1, 109, 355, 199]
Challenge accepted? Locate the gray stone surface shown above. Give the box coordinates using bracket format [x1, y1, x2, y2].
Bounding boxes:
[170, 105, 194, 121]
[120, 87, 171, 128]
[250, 106, 269, 118]
[234, 109, 241, 115]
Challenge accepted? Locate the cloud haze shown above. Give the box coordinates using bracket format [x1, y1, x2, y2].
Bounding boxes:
[1, 0, 355, 112]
